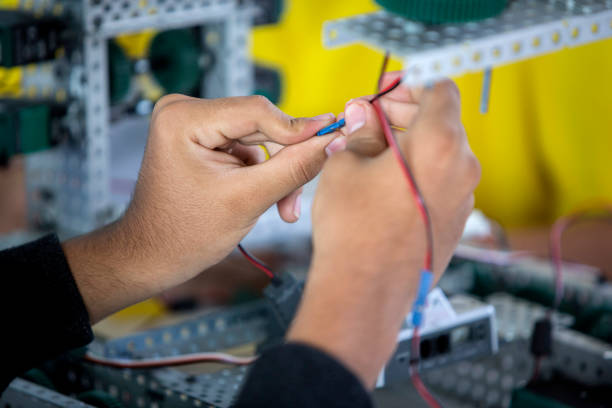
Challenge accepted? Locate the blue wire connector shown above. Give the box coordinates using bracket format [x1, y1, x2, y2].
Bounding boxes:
[412, 270, 434, 328]
[316, 118, 345, 136]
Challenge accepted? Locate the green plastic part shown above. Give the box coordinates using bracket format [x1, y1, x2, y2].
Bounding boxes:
[78, 390, 124, 408]
[510, 389, 572, 408]
[149, 29, 202, 95]
[22, 368, 56, 390]
[588, 312, 612, 342]
[254, 65, 283, 105]
[375, 0, 508, 24]
[0, 26, 12, 67]
[19, 105, 50, 154]
[255, 0, 285, 25]
[108, 40, 132, 105]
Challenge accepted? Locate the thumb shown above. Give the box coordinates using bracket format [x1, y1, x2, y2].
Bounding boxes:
[238, 134, 339, 214]
[344, 99, 386, 157]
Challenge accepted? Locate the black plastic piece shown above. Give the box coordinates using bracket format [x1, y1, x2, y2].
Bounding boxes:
[263, 272, 303, 330]
[530, 318, 553, 357]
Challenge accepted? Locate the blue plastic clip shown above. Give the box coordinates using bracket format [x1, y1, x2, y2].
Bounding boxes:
[412, 270, 434, 327]
[316, 118, 345, 136]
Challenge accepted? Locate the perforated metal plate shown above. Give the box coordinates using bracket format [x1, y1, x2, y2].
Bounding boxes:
[100, 301, 270, 358]
[324, 0, 612, 85]
[553, 328, 612, 386]
[0, 379, 95, 408]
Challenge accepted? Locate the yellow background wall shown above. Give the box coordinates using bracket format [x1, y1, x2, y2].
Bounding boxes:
[252, 0, 612, 227]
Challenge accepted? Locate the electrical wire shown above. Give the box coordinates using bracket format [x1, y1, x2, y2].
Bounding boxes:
[371, 53, 434, 273]
[530, 205, 612, 382]
[371, 53, 440, 408]
[549, 206, 612, 312]
[237, 243, 279, 282]
[84, 352, 257, 369]
[370, 77, 403, 104]
[410, 329, 443, 408]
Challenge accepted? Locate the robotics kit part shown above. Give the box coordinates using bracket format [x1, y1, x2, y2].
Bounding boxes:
[375, 0, 508, 24]
[324, 0, 612, 86]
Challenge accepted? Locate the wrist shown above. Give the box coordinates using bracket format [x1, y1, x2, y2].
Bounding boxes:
[62, 218, 173, 323]
[287, 257, 419, 388]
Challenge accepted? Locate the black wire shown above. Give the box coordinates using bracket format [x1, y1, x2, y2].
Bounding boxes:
[369, 79, 402, 104]
[371, 52, 435, 270]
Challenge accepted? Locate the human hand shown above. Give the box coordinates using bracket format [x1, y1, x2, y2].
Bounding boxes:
[63, 95, 338, 323]
[288, 75, 480, 388]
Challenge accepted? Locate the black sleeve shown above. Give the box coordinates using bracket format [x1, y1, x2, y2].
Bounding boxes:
[233, 343, 373, 408]
[0, 234, 93, 393]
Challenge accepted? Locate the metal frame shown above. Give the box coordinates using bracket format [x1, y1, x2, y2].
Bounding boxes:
[1, 379, 95, 407]
[422, 293, 608, 408]
[18, 0, 255, 234]
[78, 292, 497, 407]
[323, 0, 612, 86]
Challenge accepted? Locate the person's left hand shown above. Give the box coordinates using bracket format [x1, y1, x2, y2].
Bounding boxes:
[63, 94, 338, 322]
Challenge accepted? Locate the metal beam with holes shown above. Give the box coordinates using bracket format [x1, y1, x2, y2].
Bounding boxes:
[323, 0, 612, 86]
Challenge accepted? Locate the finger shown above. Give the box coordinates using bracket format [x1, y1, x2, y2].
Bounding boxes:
[152, 93, 192, 114]
[237, 134, 337, 214]
[343, 99, 387, 157]
[259, 142, 305, 223]
[398, 80, 464, 152]
[262, 141, 282, 158]
[378, 71, 418, 103]
[412, 79, 461, 120]
[172, 95, 336, 149]
[276, 187, 304, 223]
[346, 97, 418, 130]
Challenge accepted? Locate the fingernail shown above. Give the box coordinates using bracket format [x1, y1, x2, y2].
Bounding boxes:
[345, 103, 366, 134]
[311, 113, 335, 121]
[325, 136, 347, 157]
[293, 194, 302, 219]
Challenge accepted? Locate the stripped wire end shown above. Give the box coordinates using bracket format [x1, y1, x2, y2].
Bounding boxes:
[237, 243, 282, 286]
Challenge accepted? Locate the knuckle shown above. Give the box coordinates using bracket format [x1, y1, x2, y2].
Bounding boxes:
[437, 79, 461, 101]
[248, 94, 273, 109]
[433, 123, 461, 157]
[150, 100, 185, 137]
[153, 94, 186, 114]
[465, 153, 482, 186]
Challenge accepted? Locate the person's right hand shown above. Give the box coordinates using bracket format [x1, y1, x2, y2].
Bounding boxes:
[288, 76, 481, 388]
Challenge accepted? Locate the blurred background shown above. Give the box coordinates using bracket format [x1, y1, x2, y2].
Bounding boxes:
[1, 1, 611, 407]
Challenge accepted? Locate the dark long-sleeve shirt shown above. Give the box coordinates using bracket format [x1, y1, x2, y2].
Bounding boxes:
[0, 235, 372, 407]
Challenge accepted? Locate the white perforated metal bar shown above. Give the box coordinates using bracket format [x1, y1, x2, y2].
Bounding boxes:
[323, 0, 612, 85]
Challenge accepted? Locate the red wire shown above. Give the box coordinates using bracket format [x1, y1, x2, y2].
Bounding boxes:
[371, 77, 402, 104]
[373, 100, 432, 270]
[84, 352, 256, 368]
[238, 243, 276, 280]
[549, 216, 572, 311]
[410, 328, 442, 408]
[372, 54, 439, 407]
[549, 207, 612, 311]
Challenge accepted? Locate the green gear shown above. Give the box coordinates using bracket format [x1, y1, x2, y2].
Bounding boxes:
[375, 0, 508, 24]
[78, 390, 124, 408]
[149, 29, 203, 95]
[108, 40, 132, 105]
